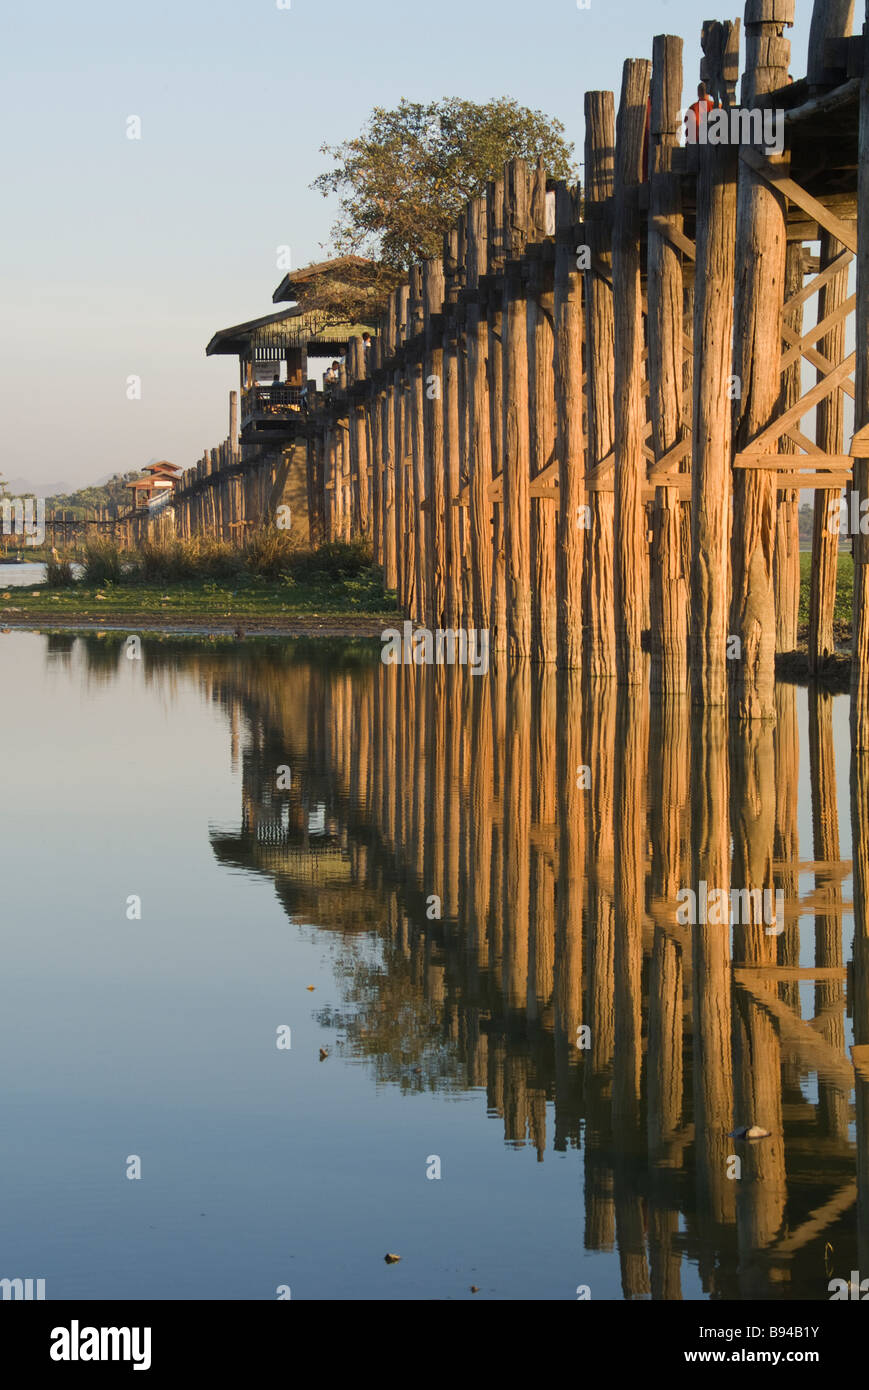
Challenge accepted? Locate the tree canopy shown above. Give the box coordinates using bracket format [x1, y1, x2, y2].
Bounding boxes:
[312, 96, 576, 271]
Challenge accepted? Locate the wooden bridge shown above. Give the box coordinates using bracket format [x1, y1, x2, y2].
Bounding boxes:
[293, 0, 869, 738]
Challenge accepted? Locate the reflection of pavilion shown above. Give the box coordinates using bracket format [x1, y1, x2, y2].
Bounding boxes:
[77, 634, 869, 1301]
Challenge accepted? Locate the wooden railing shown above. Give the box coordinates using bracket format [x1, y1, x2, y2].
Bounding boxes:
[241, 385, 306, 424]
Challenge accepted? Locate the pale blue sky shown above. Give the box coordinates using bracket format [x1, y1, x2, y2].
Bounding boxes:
[1, 0, 816, 489]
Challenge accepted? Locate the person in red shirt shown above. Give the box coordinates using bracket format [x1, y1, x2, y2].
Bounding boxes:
[684, 82, 716, 143]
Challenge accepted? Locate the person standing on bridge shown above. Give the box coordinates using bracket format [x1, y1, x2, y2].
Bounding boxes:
[684, 82, 716, 144]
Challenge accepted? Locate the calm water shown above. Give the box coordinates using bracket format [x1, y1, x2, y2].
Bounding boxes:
[0, 561, 46, 587]
[0, 630, 865, 1301]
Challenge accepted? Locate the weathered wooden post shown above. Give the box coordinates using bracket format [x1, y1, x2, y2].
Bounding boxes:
[442, 228, 463, 628]
[853, 1, 869, 746]
[229, 390, 239, 460]
[583, 91, 617, 676]
[528, 160, 558, 665]
[554, 181, 585, 669]
[612, 59, 652, 685]
[503, 161, 532, 658]
[809, 229, 848, 668]
[466, 195, 492, 634]
[690, 21, 740, 707]
[775, 242, 805, 653]
[808, 0, 856, 87]
[730, 0, 793, 722]
[368, 341, 382, 565]
[391, 285, 410, 611]
[423, 257, 446, 624]
[648, 34, 689, 694]
[487, 178, 507, 651]
[407, 265, 426, 619]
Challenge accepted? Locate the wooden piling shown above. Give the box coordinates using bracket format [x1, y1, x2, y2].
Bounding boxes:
[583, 91, 618, 677]
[729, 0, 793, 721]
[854, 3, 869, 745]
[690, 92, 738, 706]
[554, 181, 586, 669]
[612, 59, 651, 685]
[648, 35, 688, 694]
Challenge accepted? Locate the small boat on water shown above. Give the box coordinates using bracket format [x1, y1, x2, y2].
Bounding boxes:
[0, 554, 26, 565]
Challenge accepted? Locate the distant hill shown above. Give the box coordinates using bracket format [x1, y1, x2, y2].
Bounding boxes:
[3, 477, 74, 498]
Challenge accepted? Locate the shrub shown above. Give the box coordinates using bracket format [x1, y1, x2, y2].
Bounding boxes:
[82, 539, 124, 585]
[244, 530, 302, 580]
[46, 551, 76, 587]
[287, 540, 374, 580]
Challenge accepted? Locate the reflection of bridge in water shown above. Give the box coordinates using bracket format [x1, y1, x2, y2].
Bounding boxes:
[73, 634, 869, 1300]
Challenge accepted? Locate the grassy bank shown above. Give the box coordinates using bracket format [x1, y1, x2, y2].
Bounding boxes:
[798, 550, 853, 632]
[1, 537, 401, 633]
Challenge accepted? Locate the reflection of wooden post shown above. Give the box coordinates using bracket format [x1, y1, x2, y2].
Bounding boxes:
[613, 689, 647, 1133]
[612, 59, 651, 685]
[530, 668, 557, 1026]
[690, 707, 736, 1247]
[647, 694, 687, 1301]
[809, 687, 848, 1138]
[554, 672, 585, 1145]
[584, 92, 617, 676]
[774, 683, 801, 1028]
[502, 664, 531, 1012]
[554, 182, 585, 670]
[582, 681, 616, 1243]
[468, 667, 494, 965]
[730, 0, 792, 721]
[851, 746, 869, 1278]
[648, 697, 687, 1155]
[731, 721, 787, 1296]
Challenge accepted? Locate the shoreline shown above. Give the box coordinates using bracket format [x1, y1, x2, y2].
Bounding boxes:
[0, 613, 392, 638]
[0, 613, 855, 684]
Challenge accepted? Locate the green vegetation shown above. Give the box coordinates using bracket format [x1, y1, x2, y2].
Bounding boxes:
[798, 550, 853, 630]
[72, 535, 377, 586]
[46, 473, 140, 519]
[313, 96, 575, 271]
[1, 537, 400, 630]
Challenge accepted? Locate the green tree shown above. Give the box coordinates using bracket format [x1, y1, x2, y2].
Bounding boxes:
[312, 97, 576, 271]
